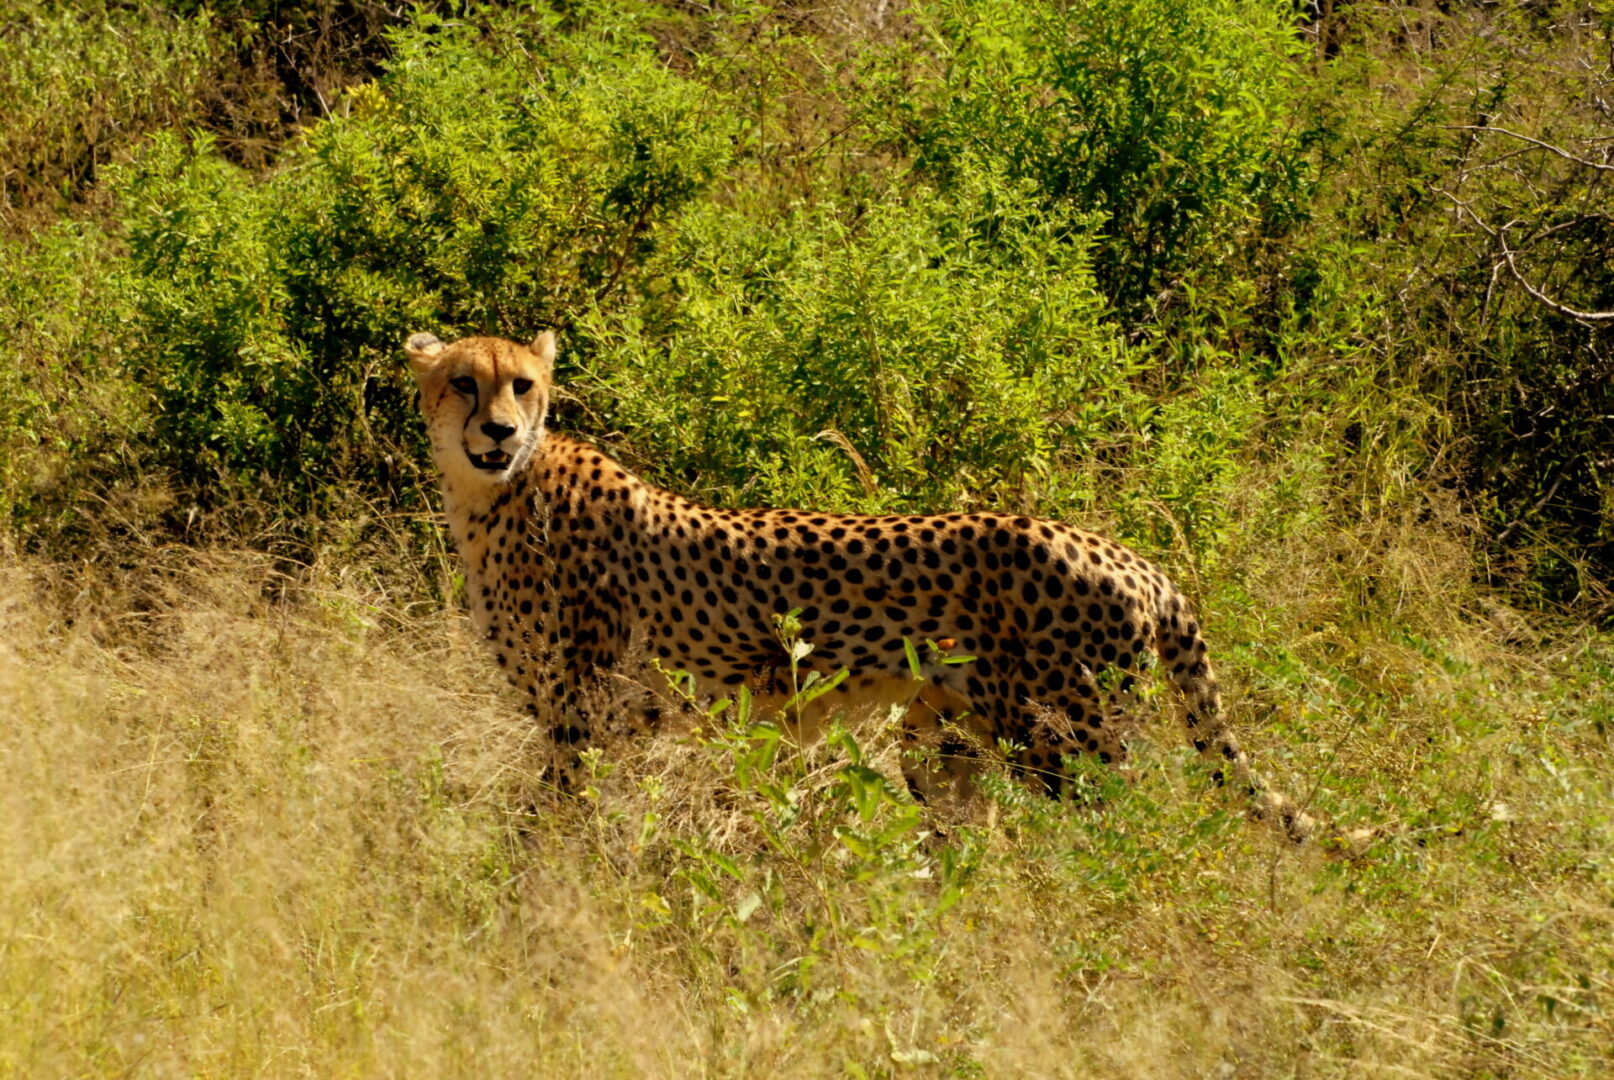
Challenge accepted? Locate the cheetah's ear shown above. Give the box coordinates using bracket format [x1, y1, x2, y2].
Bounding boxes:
[405, 332, 446, 376]
[529, 329, 557, 377]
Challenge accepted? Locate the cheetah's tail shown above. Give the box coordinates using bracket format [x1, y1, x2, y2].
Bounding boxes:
[1153, 589, 1371, 848]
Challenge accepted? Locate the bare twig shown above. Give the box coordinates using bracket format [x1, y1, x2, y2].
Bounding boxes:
[1496, 242, 1614, 321]
[593, 200, 654, 304]
[1444, 125, 1614, 173]
[1494, 467, 1569, 546]
[1435, 188, 1614, 322]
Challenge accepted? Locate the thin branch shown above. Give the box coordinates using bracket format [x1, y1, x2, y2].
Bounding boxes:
[1433, 187, 1494, 236]
[1445, 125, 1614, 173]
[1494, 466, 1568, 546]
[1497, 242, 1614, 321]
[1435, 188, 1614, 322]
[593, 200, 655, 304]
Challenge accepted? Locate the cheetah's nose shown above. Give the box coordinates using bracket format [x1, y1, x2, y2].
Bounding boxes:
[481, 420, 517, 443]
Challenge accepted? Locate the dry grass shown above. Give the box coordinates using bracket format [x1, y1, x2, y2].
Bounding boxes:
[2, 547, 1612, 1078]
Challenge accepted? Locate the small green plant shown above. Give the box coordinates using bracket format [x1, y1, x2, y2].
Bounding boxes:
[638, 603, 985, 1010]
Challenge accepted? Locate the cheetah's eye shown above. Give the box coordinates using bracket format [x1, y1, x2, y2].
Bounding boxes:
[512, 378, 534, 396]
[450, 376, 477, 395]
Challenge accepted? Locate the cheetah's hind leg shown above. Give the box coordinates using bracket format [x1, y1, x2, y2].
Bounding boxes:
[898, 685, 991, 820]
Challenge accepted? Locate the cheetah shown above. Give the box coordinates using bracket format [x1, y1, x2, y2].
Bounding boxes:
[407, 330, 1319, 840]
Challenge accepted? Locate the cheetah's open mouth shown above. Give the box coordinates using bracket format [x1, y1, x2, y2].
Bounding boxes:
[467, 448, 511, 471]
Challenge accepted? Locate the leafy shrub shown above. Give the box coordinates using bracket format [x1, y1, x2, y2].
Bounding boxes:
[882, 0, 1308, 317]
[4, 0, 1611, 617]
[0, 1, 216, 219]
[0, 224, 144, 537]
[1299, 0, 1614, 605]
[111, 13, 732, 509]
[580, 161, 1143, 516]
[115, 134, 292, 504]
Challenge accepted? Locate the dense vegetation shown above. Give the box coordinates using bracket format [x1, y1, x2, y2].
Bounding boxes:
[3, 1, 1612, 1075]
[5, 0, 1613, 601]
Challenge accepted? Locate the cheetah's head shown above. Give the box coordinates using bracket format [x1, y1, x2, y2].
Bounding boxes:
[405, 331, 555, 487]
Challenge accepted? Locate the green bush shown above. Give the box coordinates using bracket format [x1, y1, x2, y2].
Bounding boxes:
[0, 222, 145, 539]
[579, 162, 1142, 515]
[883, 0, 1307, 318]
[0, 0, 216, 218]
[110, 13, 732, 509]
[1297, 0, 1614, 604]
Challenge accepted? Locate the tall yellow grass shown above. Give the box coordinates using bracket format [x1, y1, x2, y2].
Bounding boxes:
[3, 548, 1611, 1078]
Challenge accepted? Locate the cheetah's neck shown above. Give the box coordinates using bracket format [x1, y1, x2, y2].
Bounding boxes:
[437, 432, 655, 587]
